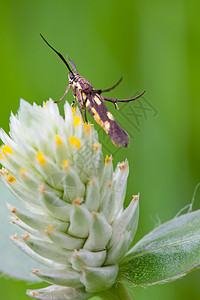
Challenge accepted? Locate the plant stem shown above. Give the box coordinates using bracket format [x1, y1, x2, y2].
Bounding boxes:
[97, 282, 133, 300]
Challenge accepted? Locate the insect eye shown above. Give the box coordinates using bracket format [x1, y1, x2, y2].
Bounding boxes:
[70, 74, 75, 80]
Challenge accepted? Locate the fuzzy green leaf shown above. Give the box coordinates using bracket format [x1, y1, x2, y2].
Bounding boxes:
[119, 210, 200, 286]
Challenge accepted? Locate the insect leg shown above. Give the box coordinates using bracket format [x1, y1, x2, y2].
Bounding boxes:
[101, 97, 119, 110]
[103, 90, 146, 105]
[84, 108, 88, 123]
[83, 77, 123, 94]
[71, 97, 77, 107]
[115, 103, 119, 110]
[98, 77, 123, 93]
[55, 84, 70, 103]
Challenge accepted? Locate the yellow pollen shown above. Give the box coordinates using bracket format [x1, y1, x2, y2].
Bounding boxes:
[108, 182, 112, 188]
[119, 164, 125, 170]
[69, 137, 81, 149]
[45, 230, 50, 236]
[88, 178, 95, 186]
[73, 197, 82, 206]
[32, 269, 39, 274]
[92, 212, 98, 220]
[1, 145, 13, 156]
[10, 206, 16, 214]
[93, 143, 100, 151]
[49, 224, 54, 231]
[20, 167, 27, 178]
[119, 161, 128, 172]
[1, 168, 16, 183]
[37, 152, 46, 164]
[73, 116, 81, 126]
[0, 168, 8, 176]
[12, 233, 18, 240]
[7, 175, 16, 183]
[55, 135, 62, 146]
[84, 123, 90, 134]
[62, 160, 70, 170]
[71, 106, 76, 116]
[43, 102, 47, 108]
[105, 155, 111, 164]
[39, 184, 45, 195]
[22, 233, 30, 240]
[132, 195, 139, 202]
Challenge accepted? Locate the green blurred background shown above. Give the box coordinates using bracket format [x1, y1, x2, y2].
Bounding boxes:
[1, 0, 200, 299]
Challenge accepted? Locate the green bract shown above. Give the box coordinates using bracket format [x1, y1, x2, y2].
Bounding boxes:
[0, 99, 139, 299]
[120, 209, 200, 286]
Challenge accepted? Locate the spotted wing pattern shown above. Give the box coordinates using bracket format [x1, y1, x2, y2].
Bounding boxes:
[86, 93, 129, 147]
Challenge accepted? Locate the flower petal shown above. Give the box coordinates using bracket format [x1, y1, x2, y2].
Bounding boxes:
[0, 180, 44, 280]
[27, 285, 91, 300]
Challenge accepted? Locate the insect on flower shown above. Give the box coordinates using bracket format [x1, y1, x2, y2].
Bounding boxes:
[40, 34, 146, 147]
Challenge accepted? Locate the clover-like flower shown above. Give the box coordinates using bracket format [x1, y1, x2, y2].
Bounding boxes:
[0, 99, 139, 299]
[1, 99, 200, 300]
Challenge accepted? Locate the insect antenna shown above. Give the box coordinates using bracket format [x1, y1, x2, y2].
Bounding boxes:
[40, 34, 74, 74]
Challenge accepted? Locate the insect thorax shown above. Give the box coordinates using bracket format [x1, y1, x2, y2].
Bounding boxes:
[71, 75, 94, 108]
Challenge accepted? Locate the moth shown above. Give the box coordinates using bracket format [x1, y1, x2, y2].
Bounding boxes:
[40, 34, 145, 147]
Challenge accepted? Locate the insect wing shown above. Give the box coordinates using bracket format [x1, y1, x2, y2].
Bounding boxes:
[86, 93, 129, 147]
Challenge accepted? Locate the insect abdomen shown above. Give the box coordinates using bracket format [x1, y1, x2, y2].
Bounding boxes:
[86, 94, 129, 147]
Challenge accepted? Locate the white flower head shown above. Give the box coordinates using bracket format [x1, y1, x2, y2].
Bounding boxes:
[0, 99, 139, 299]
